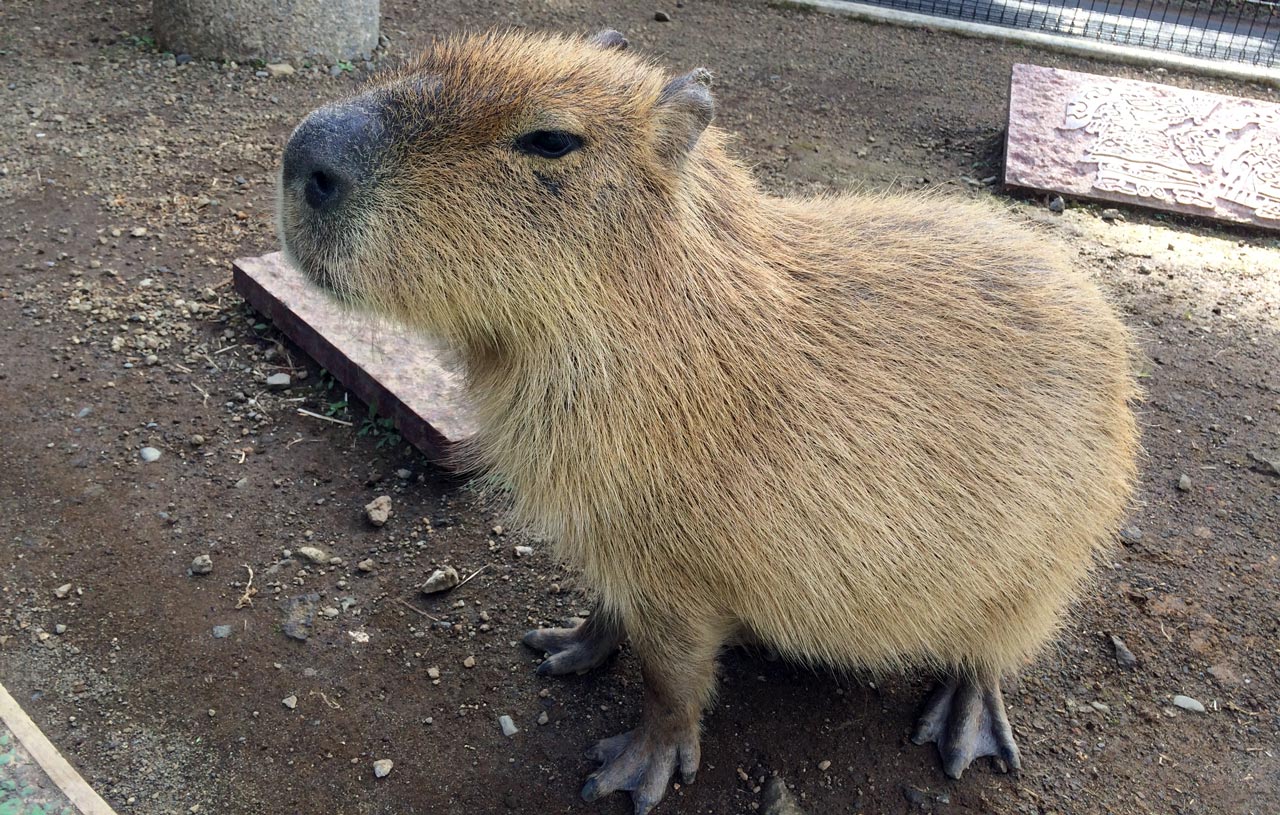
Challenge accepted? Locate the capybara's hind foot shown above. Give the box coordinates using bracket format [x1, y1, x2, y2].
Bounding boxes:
[582, 725, 700, 815]
[912, 674, 1023, 779]
[522, 610, 623, 676]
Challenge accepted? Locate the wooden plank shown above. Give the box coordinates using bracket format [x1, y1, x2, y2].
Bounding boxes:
[232, 252, 475, 464]
[1004, 63, 1280, 231]
[0, 681, 120, 815]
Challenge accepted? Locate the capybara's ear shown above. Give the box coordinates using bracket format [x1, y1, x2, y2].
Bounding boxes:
[588, 29, 629, 50]
[655, 68, 714, 161]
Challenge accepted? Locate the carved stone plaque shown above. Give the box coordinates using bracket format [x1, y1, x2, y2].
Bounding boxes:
[1005, 64, 1280, 230]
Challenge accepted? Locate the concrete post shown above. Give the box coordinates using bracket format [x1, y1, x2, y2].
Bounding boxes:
[153, 0, 379, 64]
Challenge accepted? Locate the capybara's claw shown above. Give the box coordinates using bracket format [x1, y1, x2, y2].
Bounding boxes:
[582, 726, 700, 815]
[523, 613, 623, 676]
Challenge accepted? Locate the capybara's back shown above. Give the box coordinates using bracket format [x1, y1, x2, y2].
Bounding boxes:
[278, 29, 1140, 813]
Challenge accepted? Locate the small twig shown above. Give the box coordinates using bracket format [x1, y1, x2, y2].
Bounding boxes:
[455, 564, 488, 591]
[394, 598, 440, 621]
[191, 382, 210, 407]
[213, 344, 243, 355]
[310, 690, 343, 710]
[202, 353, 221, 373]
[236, 565, 256, 608]
[297, 407, 353, 427]
[172, 363, 192, 374]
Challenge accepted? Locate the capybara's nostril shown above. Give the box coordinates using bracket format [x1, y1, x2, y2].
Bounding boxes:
[282, 102, 381, 214]
[304, 167, 345, 211]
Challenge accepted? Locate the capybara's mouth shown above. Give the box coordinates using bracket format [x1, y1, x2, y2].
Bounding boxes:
[278, 100, 385, 300]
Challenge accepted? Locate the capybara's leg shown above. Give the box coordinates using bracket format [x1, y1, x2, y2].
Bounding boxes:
[523, 604, 624, 677]
[581, 619, 719, 815]
[911, 672, 1023, 779]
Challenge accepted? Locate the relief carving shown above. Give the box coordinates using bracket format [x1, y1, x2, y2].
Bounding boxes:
[1059, 83, 1280, 221]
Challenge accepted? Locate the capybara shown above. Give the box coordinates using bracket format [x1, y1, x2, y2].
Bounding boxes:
[278, 29, 1140, 814]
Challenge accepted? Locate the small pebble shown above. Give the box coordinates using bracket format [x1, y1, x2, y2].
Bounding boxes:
[357, 559, 375, 572]
[54, 624, 67, 635]
[212, 625, 232, 639]
[422, 566, 460, 594]
[1110, 634, 1137, 669]
[463, 656, 476, 669]
[1118, 526, 1142, 545]
[1047, 195, 1065, 213]
[1100, 208, 1123, 222]
[514, 545, 533, 558]
[365, 495, 392, 527]
[1177, 473, 1193, 492]
[499, 714, 519, 737]
[140, 446, 161, 462]
[265, 62, 295, 78]
[537, 711, 549, 726]
[54, 583, 73, 599]
[817, 759, 831, 771]
[265, 372, 291, 390]
[395, 468, 412, 480]
[296, 546, 328, 564]
[191, 554, 213, 575]
[427, 666, 441, 680]
[654, 10, 672, 21]
[372, 758, 393, 778]
[282, 694, 298, 710]
[1172, 694, 1205, 713]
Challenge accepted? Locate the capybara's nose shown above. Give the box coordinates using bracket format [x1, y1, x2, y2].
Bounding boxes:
[282, 103, 380, 213]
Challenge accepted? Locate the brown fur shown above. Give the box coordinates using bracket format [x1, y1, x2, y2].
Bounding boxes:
[280, 29, 1140, 806]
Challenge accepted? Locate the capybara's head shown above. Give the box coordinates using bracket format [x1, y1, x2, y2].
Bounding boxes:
[278, 30, 716, 347]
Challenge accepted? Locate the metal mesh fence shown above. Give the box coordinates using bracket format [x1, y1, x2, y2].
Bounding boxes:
[850, 0, 1279, 67]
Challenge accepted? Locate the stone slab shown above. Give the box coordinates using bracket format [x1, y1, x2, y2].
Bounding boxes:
[232, 253, 474, 463]
[1004, 63, 1280, 230]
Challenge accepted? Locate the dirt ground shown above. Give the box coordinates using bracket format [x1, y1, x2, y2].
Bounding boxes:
[1, 1, 1277, 814]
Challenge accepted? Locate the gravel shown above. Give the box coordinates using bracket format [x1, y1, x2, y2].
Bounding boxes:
[372, 759, 393, 778]
[499, 714, 519, 737]
[190, 554, 213, 575]
[140, 446, 161, 462]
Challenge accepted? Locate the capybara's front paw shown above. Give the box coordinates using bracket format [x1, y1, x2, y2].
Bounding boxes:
[522, 613, 623, 676]
[581, 725, 700, 815]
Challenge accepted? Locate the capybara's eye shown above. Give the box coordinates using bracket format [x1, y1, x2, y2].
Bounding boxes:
[515, 130, 583, 159]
